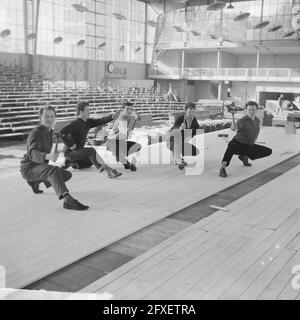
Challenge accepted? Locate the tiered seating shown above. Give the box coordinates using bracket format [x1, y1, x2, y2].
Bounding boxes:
[0, 65, 189, 139]
[0, 68, 188, 137]
[0, 64, 232, 140]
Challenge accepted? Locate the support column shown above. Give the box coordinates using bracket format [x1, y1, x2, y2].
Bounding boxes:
[23, 0, 28, 55]
[256, 47, 260, 69]
[32, 0, 41, 73]
[217, 47, 222, 100]
[218, 81, 222, 100]
[144, 3, 148, 64]
[217, 47, 221, 69]
[181, 49, 185, 78]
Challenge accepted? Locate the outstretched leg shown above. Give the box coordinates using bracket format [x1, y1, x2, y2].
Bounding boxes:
[247, 144, 272, 161]
[66, 147, 121, 178]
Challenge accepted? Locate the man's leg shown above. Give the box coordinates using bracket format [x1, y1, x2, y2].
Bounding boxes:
[107, 139, 132, 171]
[115, 140, 129, 165]
[220, 140, 246, 177]
[24, 164, 88, 210]
[182, 142, 199, 157]
[26, 164, 71, 199]
[221, 140, 244, 167]
[125, 141, 142, 171]
[67, 147, 121, 178]
[247, 144, 272, 161]
[66, 148, 102, 169]
[127, 141, 142, 156]
[173, 136, 184, 164]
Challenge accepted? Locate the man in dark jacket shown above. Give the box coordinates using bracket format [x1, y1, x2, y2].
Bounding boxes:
[60, 101, 122, 178]
[219, 100, 272, 177]
[167, 102, 201, 169]
[20, 106, 89, 211]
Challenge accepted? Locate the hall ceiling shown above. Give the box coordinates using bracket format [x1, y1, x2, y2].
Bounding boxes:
[138, 0, 254, 13]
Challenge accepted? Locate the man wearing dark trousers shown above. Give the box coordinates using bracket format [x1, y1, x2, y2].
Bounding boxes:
[220, 100, 272, 177]
[60, 101, 122, 178]
[167, 102, 201, 170]
[20, 106, 89, 211]
[106, 102, 142, 171]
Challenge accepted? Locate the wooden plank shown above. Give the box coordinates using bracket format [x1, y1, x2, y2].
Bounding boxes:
[286, 232, 300, 251]
[112, 227, 252, 299]
[176, 228, 274, 300]
[146, 226, 273, 300]
[220, 218, 300, 299]
[239, 249, 296, 300]
[258, 251, 300, 300]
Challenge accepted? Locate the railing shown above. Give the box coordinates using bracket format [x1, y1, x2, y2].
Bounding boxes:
[149, 67, 300, 82]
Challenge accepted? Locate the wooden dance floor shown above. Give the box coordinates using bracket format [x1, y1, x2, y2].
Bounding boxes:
[81, 165, 300, 300]
[0, 126, 300, 289]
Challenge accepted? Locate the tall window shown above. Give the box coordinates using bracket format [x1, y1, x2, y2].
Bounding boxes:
[0, 0, 24, 53]
[37, 0, 147, 63]
[156, 0, 296, 47]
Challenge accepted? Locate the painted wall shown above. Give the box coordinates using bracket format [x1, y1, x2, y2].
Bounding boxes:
[0, 52, 147, 84]
[158, 50, 300, 69]
[194, 81, 216, 100]
[221, 52, 238, 68]
[157, 79, 187, 100]
[0, 51, 30, 68]
[159, 50, 181, 68]
[185, 52, 218, 68]
[237, 54, 300, 69]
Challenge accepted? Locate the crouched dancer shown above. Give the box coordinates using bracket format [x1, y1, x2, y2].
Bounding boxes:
[219, 100, 272, 177]
[167, 102, 201, 170]
[106, 102, 142, 171]
[20, 106, 89, 211]
[60, 101, 122, 178]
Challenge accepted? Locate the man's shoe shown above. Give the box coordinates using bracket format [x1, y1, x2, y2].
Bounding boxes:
[219, 167, 227, 177]
[99, 165, 105, 173]
[108, 169, 122, 178]
[129, 163, 137, 171]
[27, 181, 43, 194]
[62, 160, 79, 169]
[124, 163, 131, 170]
[178, 160, 188, 170]
[238, 155, 252, 167]
[63, 197, 89, 211]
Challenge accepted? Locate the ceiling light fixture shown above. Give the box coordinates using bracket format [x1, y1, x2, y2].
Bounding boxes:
[207, 1, 226, 11]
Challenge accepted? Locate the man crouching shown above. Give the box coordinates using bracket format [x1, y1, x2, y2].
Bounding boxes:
[20, 105, 89, 211]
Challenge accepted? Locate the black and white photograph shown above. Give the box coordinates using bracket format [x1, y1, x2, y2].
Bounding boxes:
[0, 0, 300, 305]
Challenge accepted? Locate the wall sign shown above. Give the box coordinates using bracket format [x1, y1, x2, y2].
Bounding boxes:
[105, 61, 127, 78]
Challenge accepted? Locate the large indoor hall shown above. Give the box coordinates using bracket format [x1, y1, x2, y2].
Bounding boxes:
[0, 0, 300, 302]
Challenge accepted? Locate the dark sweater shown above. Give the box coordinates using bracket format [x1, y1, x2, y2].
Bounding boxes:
[234, 115, 260, 145]
[60, 115, 113, 148]
[171, 114, 200, 137]
[20, 125, 53, 172]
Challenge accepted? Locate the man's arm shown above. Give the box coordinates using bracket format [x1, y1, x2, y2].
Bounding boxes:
[27, 129, 48, 163]
[132, 110, 141, 121]
[59, 121, 78, 148]
[231, 113, 238, 131]
[88, 114, 114, 128]
[171, 115, 183, 131]
[191, 117, 200, 136]
[27, 129, 58, 163]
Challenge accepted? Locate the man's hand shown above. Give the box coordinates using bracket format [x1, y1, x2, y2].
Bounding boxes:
[70, 144, 77, 150]
[180, 122, 186, 130]
[113, 105, 123, 120]
[46, 152, 59, 162]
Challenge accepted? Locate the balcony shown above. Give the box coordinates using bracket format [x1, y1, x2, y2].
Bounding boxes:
[149, 67, 300, 82]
